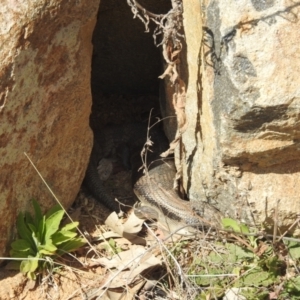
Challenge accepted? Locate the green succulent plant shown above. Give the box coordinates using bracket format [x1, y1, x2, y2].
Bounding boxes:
[10, 199, 86, 280]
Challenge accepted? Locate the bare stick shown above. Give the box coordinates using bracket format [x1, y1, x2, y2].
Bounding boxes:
[24, 152, 103, 260]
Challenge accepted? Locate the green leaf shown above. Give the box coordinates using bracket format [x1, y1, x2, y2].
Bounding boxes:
[286, 241, 300, 260]
[31, 231, 40, 250]
[11, 239, 32, 252]
[32, 199, 43, 228]
[197, 292, 209, 300]
[284, 276, 300, 294]
[39, 247, 57, 256]
[190, 267, 225, 286]
[37, 216, 46, 244]
[27, 223, 37, 234]
[290, 275, 300, 288]
[39, 238, 57, 254]
[42, 240, 57, 252]
[222, 218, 250, 234]
[261, 255, 285, 276]
[10, 249, 33, 258]
[27, 271, 36, 281]
[11, 200, 85, 280]
[226, 243, 254, 260]
[239, 223, 250, 234]
[239, 288, 269, 300]
[16, 213, 34, 245]
[52, 231, 77, 245]
[44, 210, 64, 241]
[235, 266, 275, 287]
[45, 204, 63, 219]
[248, 235, 258, 248]
[222, 218, 241, 232]
[39, 249, 54, 255]
[57, 238, 86, 255]
[60, 221, 79, 232]
[109, 238, 116, 248]
[206, 243, 253, 267]
[25, 212, 34, 227]
[20, 256, 39, 274]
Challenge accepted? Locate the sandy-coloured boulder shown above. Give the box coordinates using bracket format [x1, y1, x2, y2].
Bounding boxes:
[0, 1, 99, 255]
[162, 0, 300, 233]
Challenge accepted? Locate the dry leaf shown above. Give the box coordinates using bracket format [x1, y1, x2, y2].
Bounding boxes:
[102, 270, 143, 289]
[159, 63, 178, 84]
[173, 164, 182, 190]
[102, 290, 119, 300]
[101, 247, 162, 289]
[255, 241, 270, 257]
[93, 245, 146, 270]
[92, 231, 123, 242]
[105, 212, 124, 236]
[122, 280, 145, 300]
[123, 212, 144, 235]
[106, 280, 145, 300]
[162, 43, 172, 64]
[160, 135, 180, 157]
[170, 65, 179, 84]
[172, 79, 187, 131]
[171, 48, 182, 60]
[158, 63, 174, 79]
[84, 288, 110, 300]
[105, 211, 146, 245]
[160, 79, 187, 159]
[131, 256, 161, 278]
[115, 238, 132, 251]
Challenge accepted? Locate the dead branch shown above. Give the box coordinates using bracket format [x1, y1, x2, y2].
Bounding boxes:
[126, 0, 184, 48]
[127, 0, 187, 186]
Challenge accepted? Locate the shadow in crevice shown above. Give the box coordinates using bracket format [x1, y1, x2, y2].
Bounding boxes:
[224, 151, 300, 175]
[233, 103, 290, 132]
[248, 159, 300, 175]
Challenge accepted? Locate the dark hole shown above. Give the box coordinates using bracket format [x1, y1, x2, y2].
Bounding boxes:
[82, 0, 172, 218]
[90, 0, 172, 129]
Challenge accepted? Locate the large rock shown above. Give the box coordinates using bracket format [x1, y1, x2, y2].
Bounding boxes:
[162, 0, 300, 233]
[0, 0, 99, 255]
